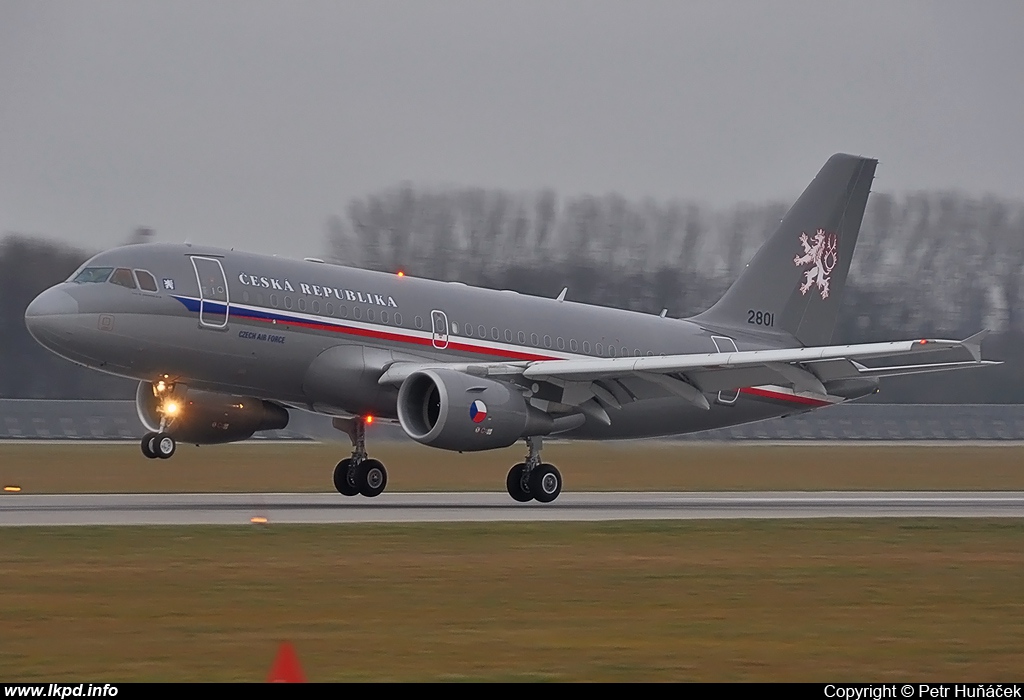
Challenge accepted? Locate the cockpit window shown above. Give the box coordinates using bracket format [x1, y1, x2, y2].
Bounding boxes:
[72, 267, 114, 284]
[135, 270, 158, 292]
[109, 268, 137, 289]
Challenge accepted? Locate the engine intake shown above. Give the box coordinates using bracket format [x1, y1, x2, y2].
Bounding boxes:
[397, 369, 552, 451]
[136, 381, 289, 444]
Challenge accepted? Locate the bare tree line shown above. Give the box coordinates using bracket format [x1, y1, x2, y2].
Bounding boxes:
[328, 186, 1024, 339]
[1, 189, 1020, 402]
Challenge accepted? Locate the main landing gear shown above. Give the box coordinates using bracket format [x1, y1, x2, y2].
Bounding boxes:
[140, 432, 176, 459]
[506, 436, 562, 503]
[332, 417, 388, 498]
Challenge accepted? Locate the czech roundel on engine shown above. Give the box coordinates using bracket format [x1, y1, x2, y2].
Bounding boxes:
[470, 400, 488, 424]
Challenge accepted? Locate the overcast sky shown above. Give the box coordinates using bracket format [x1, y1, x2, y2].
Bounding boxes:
[2, 1, 1022, 256]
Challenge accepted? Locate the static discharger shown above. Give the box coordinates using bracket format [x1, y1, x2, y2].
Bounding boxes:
[4, 485, 22, 493]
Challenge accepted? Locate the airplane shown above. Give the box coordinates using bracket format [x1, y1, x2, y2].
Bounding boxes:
[24, 153, 998, 503]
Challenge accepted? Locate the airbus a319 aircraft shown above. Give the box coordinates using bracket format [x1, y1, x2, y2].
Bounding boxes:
[25, 154, 997, 503]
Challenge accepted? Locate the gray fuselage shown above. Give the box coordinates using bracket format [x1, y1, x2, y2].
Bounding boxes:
[25, 242, 842, 440]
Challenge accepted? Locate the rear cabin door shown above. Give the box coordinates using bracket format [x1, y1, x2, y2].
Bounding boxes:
[431, 310, 450, 349]
[711, 336, 739, 405]
[191, 256, 230, 329]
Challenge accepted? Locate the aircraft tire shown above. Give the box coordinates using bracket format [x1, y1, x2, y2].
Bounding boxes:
[505, 463, 533, 502]
[154, 433, 176, 459]
[529, 463, 562, 504]
[356, 459, 387, 498]
[333, 458, 359, 496]
[140, 432, 158, 459]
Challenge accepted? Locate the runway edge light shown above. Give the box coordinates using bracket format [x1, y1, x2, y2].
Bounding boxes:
[267, 641, 305, 683]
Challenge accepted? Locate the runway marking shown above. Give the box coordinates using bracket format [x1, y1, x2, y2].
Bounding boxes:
[2, 492, 1023, 526]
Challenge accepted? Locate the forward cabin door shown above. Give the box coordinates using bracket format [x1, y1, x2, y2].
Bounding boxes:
[711, 336, 739, 404]
[191, 256, 230, 329]
[431, 310, 450, 349]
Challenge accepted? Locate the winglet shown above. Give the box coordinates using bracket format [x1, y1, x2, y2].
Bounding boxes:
[962, 330, 990, 362]
[556, 287, 568, 302]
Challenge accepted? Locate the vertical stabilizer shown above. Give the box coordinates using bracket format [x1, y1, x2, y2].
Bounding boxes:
[693, 153, 876, 346]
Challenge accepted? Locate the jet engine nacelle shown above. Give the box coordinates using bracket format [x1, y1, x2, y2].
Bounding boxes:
[397, 369, 553, 451]
[136, 381, 289, 444]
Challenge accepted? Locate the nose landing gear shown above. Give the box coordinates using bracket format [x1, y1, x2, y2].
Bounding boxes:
[141, 379, 179, 460]
[140, 431, 176, 459]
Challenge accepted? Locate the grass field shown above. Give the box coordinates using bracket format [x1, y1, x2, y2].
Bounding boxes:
[2, 520, 1024, 681]
[1, 442, 1023, 493]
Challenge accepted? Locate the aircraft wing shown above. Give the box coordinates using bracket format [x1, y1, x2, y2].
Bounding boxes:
[378, 331, 997, 412]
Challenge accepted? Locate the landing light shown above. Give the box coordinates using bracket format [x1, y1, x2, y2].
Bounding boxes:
[162, 401, 180, 416]
[251, 516, 268, 524]
[397, 271, 405, 277]
[3, 485, 21, 493]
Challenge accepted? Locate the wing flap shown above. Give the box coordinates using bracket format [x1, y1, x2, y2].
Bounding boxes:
[856, 360, 1001, 378]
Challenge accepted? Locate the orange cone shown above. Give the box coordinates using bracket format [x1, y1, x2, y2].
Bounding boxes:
[267, 641, 306, 682]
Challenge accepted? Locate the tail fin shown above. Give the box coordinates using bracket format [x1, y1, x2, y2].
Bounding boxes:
[692, 153, 876, 346]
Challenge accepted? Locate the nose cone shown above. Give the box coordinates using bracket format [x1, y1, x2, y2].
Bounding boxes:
[26, 287, 79, 318]
[25, 287, 79, 346]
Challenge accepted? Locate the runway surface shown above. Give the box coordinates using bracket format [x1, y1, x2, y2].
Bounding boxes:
[2, 491, 1024, 525]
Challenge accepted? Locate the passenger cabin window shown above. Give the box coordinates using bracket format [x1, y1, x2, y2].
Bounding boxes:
[109, 268, 136, 289]
[73, 267, 113, 284]
[134, 270, 158, 292]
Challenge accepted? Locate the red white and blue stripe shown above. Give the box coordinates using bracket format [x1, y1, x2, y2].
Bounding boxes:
[170, 295, 840, 409]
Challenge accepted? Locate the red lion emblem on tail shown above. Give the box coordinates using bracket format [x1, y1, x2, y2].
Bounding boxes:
[794, 229, 838, 299]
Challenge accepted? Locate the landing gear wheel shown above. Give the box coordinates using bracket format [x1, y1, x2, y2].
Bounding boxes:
[355, 459, 387, 497]
[529, 463, 562, 503]
[333, 458, 359, 496]
[153, 432, 176, 459]
[506, 463, 533, 502]
[140, 432, 158, 459]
